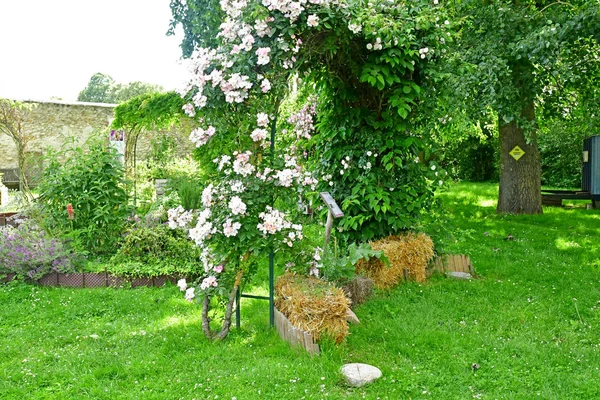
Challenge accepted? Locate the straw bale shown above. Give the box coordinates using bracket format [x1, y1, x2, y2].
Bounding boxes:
[275, 273, 350, 343]
[356, 232, 434, 289]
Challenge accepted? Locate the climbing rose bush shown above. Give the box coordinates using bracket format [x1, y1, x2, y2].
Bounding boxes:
[169, 0, 450, 339]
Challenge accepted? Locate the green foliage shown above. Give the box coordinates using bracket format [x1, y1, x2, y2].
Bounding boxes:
[77, 72, 163, 104]
[168, 176, 204, 210]
[321, 241, 387, 283]
[109, 223, 202, 278]
[77, 73, 115, 103]
[148, 134, 178, 179]
[538, 103, 599, 188]
[111, 91, 186, 133]
[36, 135, 130, 255]
[440, 126, 499, 182]
[168, 0, 224, 57]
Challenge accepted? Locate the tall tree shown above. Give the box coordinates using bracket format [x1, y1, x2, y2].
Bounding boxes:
[77, 72, 115, 103]
[448, 0, 599, 213]
[77, 73, 163, 104]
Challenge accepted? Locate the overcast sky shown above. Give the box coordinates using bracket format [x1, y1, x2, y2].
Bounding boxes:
[0, 0, 187, 102]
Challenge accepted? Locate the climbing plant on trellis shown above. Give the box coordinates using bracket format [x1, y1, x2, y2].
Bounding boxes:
[168, 0, 451, 339]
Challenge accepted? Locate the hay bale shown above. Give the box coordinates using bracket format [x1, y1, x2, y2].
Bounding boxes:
[342, 276, 375, 306]
[275, 273, 350, 344]
[356, 232, 434, 289]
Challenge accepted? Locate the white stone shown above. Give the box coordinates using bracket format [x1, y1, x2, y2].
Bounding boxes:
[446, 271, 472, 280]
[341, 363, 382, 387]
[346, 309, 360, 324]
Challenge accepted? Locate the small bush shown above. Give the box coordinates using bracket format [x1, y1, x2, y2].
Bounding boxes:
[108, 223, 202, 277]
[0, 222, 75, 280]
[37, 135, 130, 255]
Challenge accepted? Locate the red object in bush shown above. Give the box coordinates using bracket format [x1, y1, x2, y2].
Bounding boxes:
[66, 204, 74, 220]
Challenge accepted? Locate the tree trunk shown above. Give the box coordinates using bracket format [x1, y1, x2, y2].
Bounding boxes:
[16, 142, 32, 202]
[200, 270, 243, 340]
[497, 102, 542, 214]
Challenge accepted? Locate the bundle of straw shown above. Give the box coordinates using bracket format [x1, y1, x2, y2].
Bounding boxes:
[356, 232, 434, 288]
[275, 273, 350, 343]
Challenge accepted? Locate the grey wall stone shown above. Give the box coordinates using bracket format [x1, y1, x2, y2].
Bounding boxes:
[0, 99, 192, 172]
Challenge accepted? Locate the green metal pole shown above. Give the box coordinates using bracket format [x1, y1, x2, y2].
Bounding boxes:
[235, 288, 241, 329]
[269, 115, 277, 328]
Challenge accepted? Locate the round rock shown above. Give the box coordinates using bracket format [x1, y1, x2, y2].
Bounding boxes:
[341, 363, 382, 387]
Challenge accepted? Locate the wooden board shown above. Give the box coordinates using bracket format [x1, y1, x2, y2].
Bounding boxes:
[430, 254, 474, 276]
[274, 307, 320, 355]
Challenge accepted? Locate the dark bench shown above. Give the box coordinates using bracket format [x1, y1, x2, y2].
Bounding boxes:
[0, 168, 20, 189]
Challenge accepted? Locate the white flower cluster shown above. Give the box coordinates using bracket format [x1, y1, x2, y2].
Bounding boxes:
[189, 209, 215, 246]
[283, 224, 303, 247]
[257, 112, 270, 127]
[255, 17, 274, 37]
[200, 276, 219, 290]
[220, 0, 248, 18]
[348, 22, 362, 34]
[307, 14, 319, 27]
[182, 103, 196, 117]
[287, 100, 316, 139]
[215, 155, 232, 171]
[367, 37, 383, 51]
[275, 168, 300, 187]
[223, 218, 242, 237]
[185, 287, 196, 302]
[229, 180, 245, 193]
[251, 128, 269, 142]
[222, 73, 253, 103]
[229, 195, 247, 215]
[256, 47, 271, 65]
[419, 47, 430, 59]
[260, 78, 271, 93]
[233, 151, 255, 176]
[340, 156, 351, 175]
[257, 206, 291, 235]
[189, 126, 216, 147]
[167, 206, 194, 229]
[202, 184, 215, 207]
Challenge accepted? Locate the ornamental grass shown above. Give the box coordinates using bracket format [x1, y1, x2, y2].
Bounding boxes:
[356, 232, 434, 288]
[275, 273, 350, 344]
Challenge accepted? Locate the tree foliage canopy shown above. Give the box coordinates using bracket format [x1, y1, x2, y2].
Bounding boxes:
[77, 72, 164, 104]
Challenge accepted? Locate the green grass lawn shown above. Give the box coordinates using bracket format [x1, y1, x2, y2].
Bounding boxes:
[1, 182, 600, 399]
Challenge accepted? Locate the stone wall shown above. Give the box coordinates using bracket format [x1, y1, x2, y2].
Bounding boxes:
[0, 99, 192, 175]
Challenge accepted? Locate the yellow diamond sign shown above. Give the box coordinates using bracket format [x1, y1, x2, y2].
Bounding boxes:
[510, 146, 525, 161]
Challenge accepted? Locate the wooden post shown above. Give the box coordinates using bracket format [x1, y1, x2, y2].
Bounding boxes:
[319, 192, 344, 256]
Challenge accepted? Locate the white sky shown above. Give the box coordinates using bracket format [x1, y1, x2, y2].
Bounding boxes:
[0, 0, 187, 102]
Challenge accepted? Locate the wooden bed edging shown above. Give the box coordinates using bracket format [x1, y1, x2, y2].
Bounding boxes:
[274, 307, 320, 355]
[1, 272, 183, 288]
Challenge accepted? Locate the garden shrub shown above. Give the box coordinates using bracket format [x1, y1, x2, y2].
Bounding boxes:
[109, 223, 202, 278]
[0, 221, 75, 280]
[538, 114, 595, 188]
[168, 176, 204, 210]
[441, 135, 499, 182]
[37, 135, 130, 255]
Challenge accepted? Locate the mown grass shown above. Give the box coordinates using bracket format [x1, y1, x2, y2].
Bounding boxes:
[1, 182, 600, 399]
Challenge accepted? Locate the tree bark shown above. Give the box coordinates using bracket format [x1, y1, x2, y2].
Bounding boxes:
[497, 102, 542, 214]
[200, 270, 243, 340]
